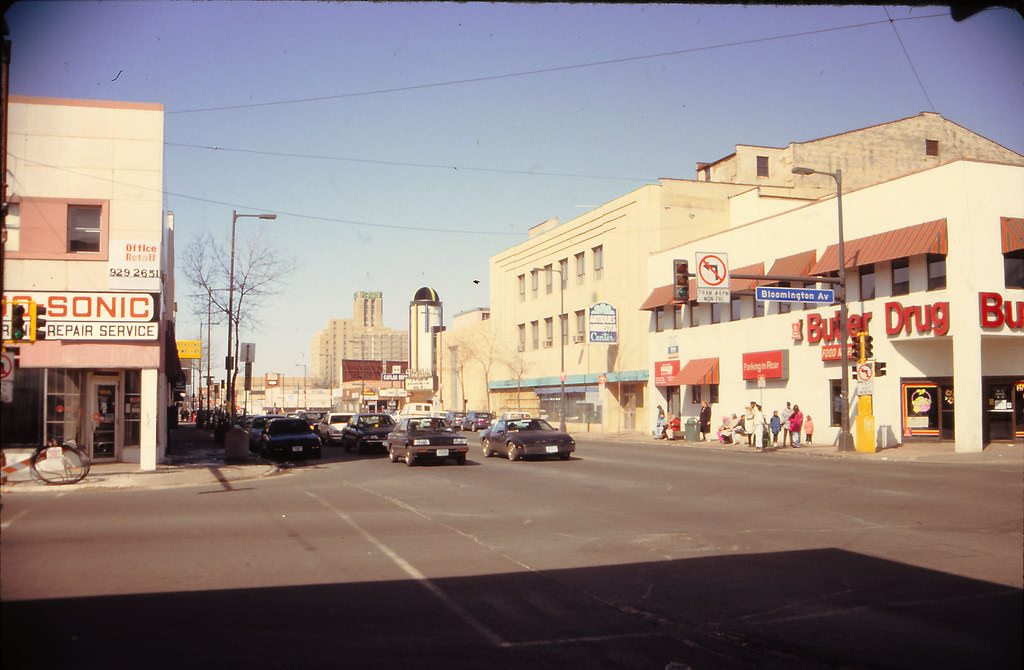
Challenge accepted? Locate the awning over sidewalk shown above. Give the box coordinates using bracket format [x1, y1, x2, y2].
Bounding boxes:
[1002, 217, 1024, 253]
[766, 249, 817, 280]
[639, 279, 696, 310]
[677, 357, 720, 385]
[730, 262, 765, 291]
[811, 218, 947, 274]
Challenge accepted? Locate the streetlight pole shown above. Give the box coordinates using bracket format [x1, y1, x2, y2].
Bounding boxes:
[533, 266, 567, 432]
[227, 211, 276, 426]
[792, 166, 854, 451]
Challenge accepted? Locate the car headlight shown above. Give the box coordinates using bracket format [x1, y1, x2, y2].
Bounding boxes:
[413, 439, 430, 446]
[454, 438, 467, 445]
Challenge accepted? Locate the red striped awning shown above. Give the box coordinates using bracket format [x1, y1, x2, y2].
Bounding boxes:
[730, 262, 765, 291]
[810, 218, 947, 275]
[639, 279, 696, 310]
[677, 357, 719, 385]
[766, 249, 817, 279]
[1002, 217, 1024, 253]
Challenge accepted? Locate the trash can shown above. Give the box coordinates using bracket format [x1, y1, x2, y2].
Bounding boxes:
[684, 417, 700, 441]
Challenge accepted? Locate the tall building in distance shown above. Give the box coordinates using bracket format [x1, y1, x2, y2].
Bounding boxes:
[311, 291, 408, 387]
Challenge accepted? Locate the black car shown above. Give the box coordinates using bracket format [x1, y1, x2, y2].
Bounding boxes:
[443, 410, 467, 431]
[386, 416, 469, 466]
[245, 415, 274, 452]
[341, 413, 396, 453]
[481, 418, 575, 461]
[461, 411, 493, 432]
[258, 417, 322, 461]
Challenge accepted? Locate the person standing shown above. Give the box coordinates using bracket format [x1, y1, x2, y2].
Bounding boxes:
[698, 401, 712, 441]
[803, 415, 815, 445]
[780, 402, 793, 446]
[749, 401, 766, 450]
[654, 405, 666, 439]
[743, 403, 756, 446]
[788, 404, 804, 448]
[769, 410, 782, 447]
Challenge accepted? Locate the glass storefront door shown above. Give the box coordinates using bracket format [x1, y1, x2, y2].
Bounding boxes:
[87, 374, 120, 459]
[985, 382, 1014, 441]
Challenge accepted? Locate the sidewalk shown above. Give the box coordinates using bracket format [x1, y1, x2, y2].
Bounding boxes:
[1, 424, 280, 493]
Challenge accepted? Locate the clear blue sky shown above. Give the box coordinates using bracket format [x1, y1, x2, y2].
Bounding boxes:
[6, 2, 1023, 379]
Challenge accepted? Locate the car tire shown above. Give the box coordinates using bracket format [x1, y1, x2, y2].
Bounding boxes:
[343, 438, 352, 453]
[405, 449, 416, 466]
[389, 446, 400, 463]
[456, 453, 467, 465]
[482, 439, 491, 458]
[507, 442, 519, 461]
[559, 452, 571, 460]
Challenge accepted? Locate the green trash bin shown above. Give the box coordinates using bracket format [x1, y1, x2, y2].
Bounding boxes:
[684, 417, 699, 441]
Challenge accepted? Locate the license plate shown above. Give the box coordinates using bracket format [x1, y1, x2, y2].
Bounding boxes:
[292, 445, 304, 452]
[436, 449, 449, 457]
[545, 446, 559, 453]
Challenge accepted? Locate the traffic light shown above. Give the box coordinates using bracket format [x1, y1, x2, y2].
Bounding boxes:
[673, 259, 689, 303]
[862, 334, 874, 360]
[30, 303, 47, 341]
[10, 303, 27, 341]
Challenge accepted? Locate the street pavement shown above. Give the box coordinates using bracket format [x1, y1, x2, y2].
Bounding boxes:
[3, 422, 1020, 493]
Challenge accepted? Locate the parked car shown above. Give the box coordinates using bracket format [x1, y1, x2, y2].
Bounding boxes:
[300, 410, 327, 429]
[316, 412, 352, 445]
[443, 411, 467, 430]
[461, 411, 494, 431]
[258, 416, 322, 461]
[481, 418, 575, 461]
[246, 415, 273, 452]
[341, 413, 396, 453]
[386, 415, 469, 466]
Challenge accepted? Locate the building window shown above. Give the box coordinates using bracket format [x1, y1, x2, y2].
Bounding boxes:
[575, 310, 586, 341]
[709, 384, 720, 404]
[560, 313, 569, 345]
[753, 296, 765, 318]
[124, 370, 142, 446]
[531, 321, 539, 350]
[805, 279, 824, 310]
[575, 252, 585, 284]
[1005, 250, 1024, 289]
[859, 265, 875, 301]
[730, 295, 742, 321]
[710, 302, 722, 324]
[559, 258, 569, 289]
[689, 304, 699, 327]
[654, 307, 665, 333]
[518, 274, 525, 302]
[673, 304, 684, 329]
[892, 258, 910, 296]
[926, 139, 939, 157]
[756, 155, 769, 178]
[46, 369, 82, 446]
[927, 254, 946, 291]
[544, 317, 553, 347]
[518, 324, 526, 351]
[531, 269, 539, 297]
[830, 380, 842, 426]
[777, 281, 791, 314]
[68, 204, 102, 252]
[592, 245, 604, 279]
[544, 264, 554, 294]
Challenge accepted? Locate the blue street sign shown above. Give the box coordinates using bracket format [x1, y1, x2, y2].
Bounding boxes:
[755, 286, 835, 303]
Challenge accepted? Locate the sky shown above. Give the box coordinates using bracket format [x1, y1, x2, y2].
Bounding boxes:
[5, 2, 1024, 381]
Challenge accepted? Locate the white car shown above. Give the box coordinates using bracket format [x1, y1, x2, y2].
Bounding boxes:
[316, 412, 353, 446]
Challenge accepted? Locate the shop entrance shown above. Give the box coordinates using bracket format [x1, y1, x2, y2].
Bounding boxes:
[984, 379, 1021, 442]
[86, 373, 121, 460]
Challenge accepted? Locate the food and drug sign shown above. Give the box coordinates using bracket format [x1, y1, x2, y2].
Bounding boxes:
[2, 291, 160, 341]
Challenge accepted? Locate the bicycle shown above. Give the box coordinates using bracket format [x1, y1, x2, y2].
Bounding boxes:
[29, 440, 91, 485]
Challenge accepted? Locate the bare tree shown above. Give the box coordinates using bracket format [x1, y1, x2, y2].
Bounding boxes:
[182, 228, 294, 419]
[500, 344, 531, 410]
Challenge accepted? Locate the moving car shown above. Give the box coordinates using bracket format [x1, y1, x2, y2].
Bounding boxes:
[245, 415, 273, 452]
[443, 410, 467, 430]
[300, 410, 327, 429]
[386, 415, 469, 466]
[481, 418, 575, 461]
[461, 411, 493, 432]
[258, 416, 322, 461]
[341, 413, 396, 453]
[316, 412, 352, 446]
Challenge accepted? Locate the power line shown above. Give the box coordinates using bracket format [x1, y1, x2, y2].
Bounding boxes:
[166, 14, 947, 115]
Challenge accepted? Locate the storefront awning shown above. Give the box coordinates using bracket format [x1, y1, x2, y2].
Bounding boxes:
[677, 357, 719, 385]
[730, 262, 765, 291]
[810, 218, 947, 275]
[639, 279, 696, 311]
[1002, 217, 1024, 253]
[766, 249, 817, 280]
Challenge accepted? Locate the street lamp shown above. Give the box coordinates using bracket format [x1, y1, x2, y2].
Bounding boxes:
[792, 166, 854, 451]
[227, 209, 276, 424]
[532, 266, 567, 432]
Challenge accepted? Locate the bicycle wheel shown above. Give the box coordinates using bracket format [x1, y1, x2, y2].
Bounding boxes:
[31, 445, 91, 485]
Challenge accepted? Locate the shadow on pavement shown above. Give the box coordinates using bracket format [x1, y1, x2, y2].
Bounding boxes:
[4, 548, 1020, 670]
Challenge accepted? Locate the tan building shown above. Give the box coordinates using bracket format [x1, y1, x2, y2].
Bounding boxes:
[473, 112, 1023, 436]
[311, 291, 408, 387]
[439, 308, 492, 412]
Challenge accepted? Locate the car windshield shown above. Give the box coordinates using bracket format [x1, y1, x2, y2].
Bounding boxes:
[330, 415, 351, 424]
[357, 414, 393, 428]
[267, 419, 310, 435]
[509, 419, 554, 431]
[252, 417, 267, 428]
[408, 418, 452, 432]
[305, 412, 325, 422]
[476, 413, 492, 420]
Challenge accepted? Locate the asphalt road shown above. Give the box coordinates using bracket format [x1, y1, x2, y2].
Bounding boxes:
[3, 437, 1021, 669]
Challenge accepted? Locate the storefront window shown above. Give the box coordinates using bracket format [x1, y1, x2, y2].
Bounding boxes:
[892, 258, 910, 296]
[125, 370, 141, 446]
[830, 380, 842, 426]
[538, 388, 602, 425]
[1, 368, 44, 449]
[46, 369, 82, 446]
[927, 254, 946, 291]
[903, 383, 939, 436]
[859, 265, 875, 301]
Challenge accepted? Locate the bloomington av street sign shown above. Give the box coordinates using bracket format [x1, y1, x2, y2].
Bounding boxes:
[756, 286, 835, 304]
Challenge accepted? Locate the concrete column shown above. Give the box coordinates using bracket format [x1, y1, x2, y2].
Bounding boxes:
[952, 326, 984, 453]
[141, 368, 159, 470]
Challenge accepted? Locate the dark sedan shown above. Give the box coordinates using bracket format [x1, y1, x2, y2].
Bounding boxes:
[461, 411, 493, 432]
[481, 418, 575, 461]
[341, 413, 396, 453]
[258, 417, 322, 461]
[386, 416, 469, 466]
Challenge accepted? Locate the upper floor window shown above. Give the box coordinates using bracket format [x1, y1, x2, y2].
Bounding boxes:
[777, 281, 791, 314]
[654, 307, 665, 333]
[710, 302, 722, 324]
[544, 264, 554, 294]
[1005, 250, 1024, 289]
[68, 205, 102, 252]
[730, 295, 742, 322]
[927, 254, 946, 291]
[530, 321, 539, 349]
[559, 258, 569, 289]
[560, 313, 569, 345]
[753, 297, 765, 318]
[859, 265, 875, 301]
[756, 155, 769, 178]
[673, 304, 684, 329]
[544, 317, 554, 346]
[575, 252, 585, 284]
[530, 269, 539, 297]
[891, 258, 910, 296]
[517, 324, 526, 351]
[575, 310, 586, 340]
[926, 139, 939, 157]
[517, 274, 526, 301]
[592, 245, 604, 279]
